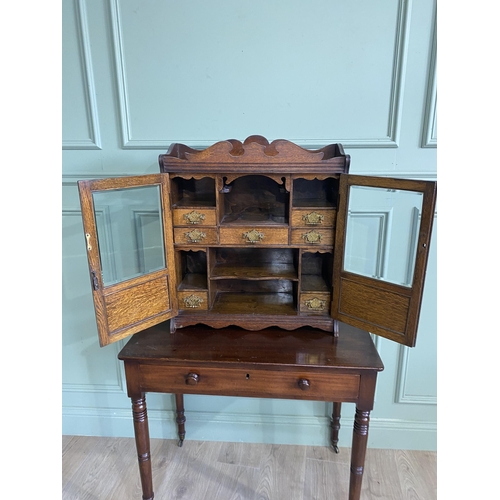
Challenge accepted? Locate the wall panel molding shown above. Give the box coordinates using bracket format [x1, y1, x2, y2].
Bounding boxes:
[404, 207, 421, 286]
[62, 406, 436, 450]
[395, 344, 437, 405]
[395, 212, 437, 405]
[133, 210, 163, 274]
[345, 210, 391, 280]
[62, 0, 437, 451]
[109, 0, 132, 150]
[62, 315, 126, 396]
[421, 13, 437, 148]
[63, 0, 102, 150]
[384, 0, 412, 148]
[62, 209, 124, 394]
[110, 0, 412, 150]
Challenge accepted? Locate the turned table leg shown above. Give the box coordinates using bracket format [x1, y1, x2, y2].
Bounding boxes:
[348, 407, 371, 500]
[132, 395, 154, 500]
[330, 402, 342, 453]
[175, 393, 186, 447]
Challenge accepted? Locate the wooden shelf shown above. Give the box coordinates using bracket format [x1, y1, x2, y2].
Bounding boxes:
[211, 263, 298, 281]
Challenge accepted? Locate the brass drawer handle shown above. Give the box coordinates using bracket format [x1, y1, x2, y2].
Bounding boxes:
[182, 294, 204, 308]
[302, 230, 323, 244]
[302, 211, 324, 225]
[242, 229, 264, 243]
[304, 297, 326, 311]
[185, 373, 200, 385]
[184, 229, 206, 243]
[183, 210, 206, 224]
[298, 379, 310, 391]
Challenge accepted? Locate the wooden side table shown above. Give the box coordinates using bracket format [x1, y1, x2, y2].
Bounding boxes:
[118, 322, 384, 500]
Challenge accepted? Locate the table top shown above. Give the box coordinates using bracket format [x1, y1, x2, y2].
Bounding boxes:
[118, 322, 384, 372]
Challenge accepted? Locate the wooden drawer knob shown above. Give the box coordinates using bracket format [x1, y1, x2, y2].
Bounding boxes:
[298, 378, 310, 391]
[185, 373, 200, 385]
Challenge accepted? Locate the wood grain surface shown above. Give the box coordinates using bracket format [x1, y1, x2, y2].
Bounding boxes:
[62, 436, 436, 500]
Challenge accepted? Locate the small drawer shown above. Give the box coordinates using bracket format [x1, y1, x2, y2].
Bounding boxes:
[177, 291, 208, 310]
[173, 208, 217, 226]
[291, 209, 336, 228]
[300, 292, 331, 314]
[139, 365, 360, 401]
[174, 227, 218, 245]
[291, 228, 333, 246]
[220, 226, 289, 246]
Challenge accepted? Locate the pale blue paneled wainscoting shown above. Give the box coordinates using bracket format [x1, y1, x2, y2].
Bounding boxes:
[62, 0, 437, 450]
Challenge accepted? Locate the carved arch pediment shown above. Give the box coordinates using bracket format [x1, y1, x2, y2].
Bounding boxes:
[162, 136, 344, 164]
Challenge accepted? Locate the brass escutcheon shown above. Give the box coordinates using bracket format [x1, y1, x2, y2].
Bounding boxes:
[184, 229, 206, 243]
[183, 294, 204, 308]
[302, 211, 324, 225]
[302, 230, 323, 244]
[305, 297, 326, 311]
[242, 229, 264, 243]
[183, 210, 206, 224]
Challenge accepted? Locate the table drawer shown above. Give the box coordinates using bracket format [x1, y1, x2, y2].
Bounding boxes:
[173, 208, 217, 226]
[220, 226, 289, 246]
[174, 227, 218, 245]
[291, 209, 336, 228]
[138, 365, 360, 401]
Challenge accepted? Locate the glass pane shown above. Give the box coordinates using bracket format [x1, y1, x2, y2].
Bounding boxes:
[343, 185, 423, 287]
[92, 185, 165, 286]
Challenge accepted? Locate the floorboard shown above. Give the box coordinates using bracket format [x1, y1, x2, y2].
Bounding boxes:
[62, 436, 436, 500]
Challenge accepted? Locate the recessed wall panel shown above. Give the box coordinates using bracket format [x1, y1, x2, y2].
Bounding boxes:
[62, 0, 101, 149]
[62, 210, 124, 389]
[113, 0, 406, 147]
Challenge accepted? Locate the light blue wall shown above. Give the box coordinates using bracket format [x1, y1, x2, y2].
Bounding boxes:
[62, 0, 437, 450]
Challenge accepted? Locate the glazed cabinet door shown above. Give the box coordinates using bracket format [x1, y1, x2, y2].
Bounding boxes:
[331, 174, 436, 347]
[78, 174, 178, 346]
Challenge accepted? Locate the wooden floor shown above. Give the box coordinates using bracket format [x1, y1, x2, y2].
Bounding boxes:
[62, 436, 436, 500]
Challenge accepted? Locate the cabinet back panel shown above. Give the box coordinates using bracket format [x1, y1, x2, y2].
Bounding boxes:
[171, 177, 216, 207]
[181, 250, 208, 274]
[222, 175, 289, 224]
[215, 248, 296, 265]
[292, 178, 338, 207]
[212, 292, 297, 315]
[214, 279, 294, 294]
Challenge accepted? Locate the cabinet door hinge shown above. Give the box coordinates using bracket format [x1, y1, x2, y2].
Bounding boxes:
[90, 271, 99, 291]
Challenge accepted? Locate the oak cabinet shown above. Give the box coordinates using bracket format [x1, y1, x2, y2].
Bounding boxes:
[78, 136, 436, 348]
